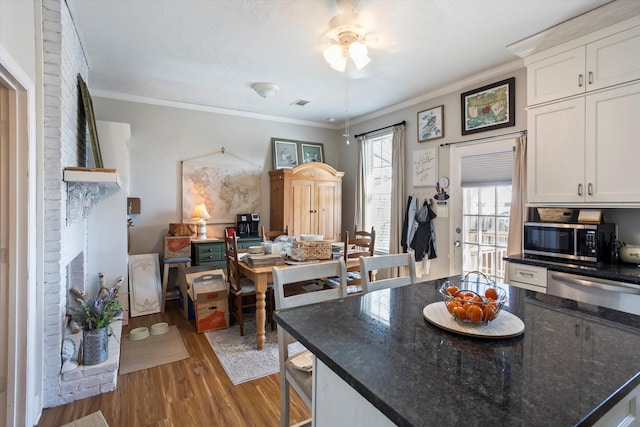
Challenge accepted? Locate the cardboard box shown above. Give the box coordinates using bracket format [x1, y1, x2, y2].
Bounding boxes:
[191, 273, 229, 332]
[164, 236, 191, 258]
[177, 265, 223, 320]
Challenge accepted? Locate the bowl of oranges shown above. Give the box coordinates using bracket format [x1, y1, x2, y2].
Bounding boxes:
[439, 273, 506, 325]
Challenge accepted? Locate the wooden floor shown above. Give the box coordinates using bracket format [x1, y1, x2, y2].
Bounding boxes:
[37, 300, 311, 427]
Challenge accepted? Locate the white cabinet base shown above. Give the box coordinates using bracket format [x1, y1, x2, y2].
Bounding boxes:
[313, 358, 395, 427]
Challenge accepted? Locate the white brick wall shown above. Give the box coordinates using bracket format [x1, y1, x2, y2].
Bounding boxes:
[41, 0, 121, 407]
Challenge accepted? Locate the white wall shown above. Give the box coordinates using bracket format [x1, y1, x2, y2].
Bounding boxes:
[340, 66, 528, 279]
[0, 0, 37, 82]
[92, 97, 341, 255]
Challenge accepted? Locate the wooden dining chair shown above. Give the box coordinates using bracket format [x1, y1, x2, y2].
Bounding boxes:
[224, 230, 274, 335]
[360, 253, 417, 293]
[343, 227, 375, 295]
[261, 225, 289, 242]
[272, 259, 347, 427]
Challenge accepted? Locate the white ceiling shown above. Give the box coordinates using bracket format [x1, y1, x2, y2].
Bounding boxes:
[67, 0, 613, 126]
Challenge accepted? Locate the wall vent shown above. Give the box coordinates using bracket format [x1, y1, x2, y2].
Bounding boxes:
[290, 99, 311, 107]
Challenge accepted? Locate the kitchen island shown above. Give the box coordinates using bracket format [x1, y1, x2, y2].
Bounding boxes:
[274, 275, 640, 426]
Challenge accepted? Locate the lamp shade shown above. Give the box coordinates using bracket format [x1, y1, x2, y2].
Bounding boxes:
[349, 41, 371, 70]
[192, 203, 210, 220]
[323, 45, 347, 72]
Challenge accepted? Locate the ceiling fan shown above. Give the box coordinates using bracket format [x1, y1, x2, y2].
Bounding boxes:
[322, 0, 372, 72]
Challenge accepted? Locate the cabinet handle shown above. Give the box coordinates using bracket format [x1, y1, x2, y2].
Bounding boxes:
[587, 183, 593, 196]
[575, 324, 580, 338]
[519, 272, 534, 278]
[585, 326, 591, 341]
[578, 183, 583, 196]
[588, 71, 593, 85]
[578, 74, 584, 87]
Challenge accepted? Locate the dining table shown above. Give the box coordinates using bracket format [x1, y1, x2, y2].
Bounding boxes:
[238, 257, 360, 350]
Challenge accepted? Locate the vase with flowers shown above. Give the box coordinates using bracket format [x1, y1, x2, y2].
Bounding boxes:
[71, 283, 123, 365]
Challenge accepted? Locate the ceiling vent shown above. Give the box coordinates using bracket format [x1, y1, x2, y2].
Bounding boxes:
[290, 99, 311, 107]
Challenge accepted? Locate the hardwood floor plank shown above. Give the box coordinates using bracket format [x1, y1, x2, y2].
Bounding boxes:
[37, 300, 311, 427]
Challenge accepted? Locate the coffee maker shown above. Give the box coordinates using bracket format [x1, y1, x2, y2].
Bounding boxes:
[236, 213, 260, 238]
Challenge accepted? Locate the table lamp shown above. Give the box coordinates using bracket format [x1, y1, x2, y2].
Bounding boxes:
[192, 203, 211, 239]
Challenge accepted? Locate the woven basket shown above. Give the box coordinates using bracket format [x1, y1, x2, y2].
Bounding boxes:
[537, 208, 575, 223]
[169, 223, 195, 236]
[290, 241, 332, 261]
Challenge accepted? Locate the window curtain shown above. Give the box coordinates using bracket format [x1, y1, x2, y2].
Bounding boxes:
[389, 124, 406, 255]
[507, 133, 527, 256]
[354, 136, 367, 232]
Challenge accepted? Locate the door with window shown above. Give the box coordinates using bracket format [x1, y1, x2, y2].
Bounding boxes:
[449, 138, 516, 283]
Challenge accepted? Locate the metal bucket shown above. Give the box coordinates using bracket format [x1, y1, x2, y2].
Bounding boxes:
[83, 327, 109, 365]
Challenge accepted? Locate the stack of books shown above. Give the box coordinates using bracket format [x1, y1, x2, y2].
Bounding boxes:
[245, 254, 285, 267]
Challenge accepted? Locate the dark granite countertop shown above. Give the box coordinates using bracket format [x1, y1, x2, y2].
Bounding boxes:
[274, 276, 640, 426]
[505, 253, 640, 284]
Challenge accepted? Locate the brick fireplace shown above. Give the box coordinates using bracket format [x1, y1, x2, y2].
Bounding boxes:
[41, 0, 127, 407]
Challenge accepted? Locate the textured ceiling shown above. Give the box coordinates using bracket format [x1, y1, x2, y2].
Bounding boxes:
[67, 0, 612, 126]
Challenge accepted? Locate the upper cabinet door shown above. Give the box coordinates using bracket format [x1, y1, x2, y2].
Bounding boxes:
[586, 25, 640, 92]
[527, 97, 586, 204]
[585, 82, 640, 203]
[527, 46, 586, 106]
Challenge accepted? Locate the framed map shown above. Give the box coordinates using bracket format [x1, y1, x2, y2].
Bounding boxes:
[182, 156, 261, 224]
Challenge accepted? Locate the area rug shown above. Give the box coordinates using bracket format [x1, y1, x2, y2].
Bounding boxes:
[205, 320, 304, 385]
[119, 325, 189, 375]
[61, 410, 109, 427]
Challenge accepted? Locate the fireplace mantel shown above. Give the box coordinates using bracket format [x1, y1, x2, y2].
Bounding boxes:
[63, 167, 121, 224]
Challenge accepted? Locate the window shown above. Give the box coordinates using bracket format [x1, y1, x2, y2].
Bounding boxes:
[363, 132, 393, 252]
[462, 185, 511, 282]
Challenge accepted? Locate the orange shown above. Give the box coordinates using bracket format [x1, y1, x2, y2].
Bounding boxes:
[446, 300, 461, 314]
[467, 304, 483, 323]
[485, 287, 499, 301]
[482, 305, 497, 322]
[446, 285, 459, 296]
[452, 306, 467, 320]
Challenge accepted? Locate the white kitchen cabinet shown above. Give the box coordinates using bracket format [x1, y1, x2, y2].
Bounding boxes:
[506, 263, 547, 293]
[527, 25, 640, 106]
[528, 82, 640, 205]
[313, 357, 395, 427]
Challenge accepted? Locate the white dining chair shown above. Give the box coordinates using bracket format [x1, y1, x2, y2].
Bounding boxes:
[360, 253, 417, 293]
[272, 259, 347, 427]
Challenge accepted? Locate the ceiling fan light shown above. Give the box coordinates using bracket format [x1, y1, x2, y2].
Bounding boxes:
[324, 45, 347, 72]
[349, 41, 371, 70]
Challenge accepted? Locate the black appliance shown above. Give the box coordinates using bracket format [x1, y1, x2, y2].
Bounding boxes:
[523, 221, 616, 263]
[236, 213, 260, 238]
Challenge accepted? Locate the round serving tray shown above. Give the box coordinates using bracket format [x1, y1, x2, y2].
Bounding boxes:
[423, 302, 525, 339]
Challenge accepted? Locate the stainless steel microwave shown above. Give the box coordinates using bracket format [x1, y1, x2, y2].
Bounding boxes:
[523, 222, 616, 263]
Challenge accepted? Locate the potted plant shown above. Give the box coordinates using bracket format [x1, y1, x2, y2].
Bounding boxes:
[71, 282, 123, 365]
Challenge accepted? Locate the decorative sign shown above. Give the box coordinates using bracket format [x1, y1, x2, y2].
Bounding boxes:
[412, 147, 437, 187]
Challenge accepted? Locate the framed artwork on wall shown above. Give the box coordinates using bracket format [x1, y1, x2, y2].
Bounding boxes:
[77, 74, 103, 168]
[460, 77, 515, 135]
[301, 143, 324, 163]
[417, 105, 444, 142]
[412, 147, 437, 187]
[272, 138, 299, 169]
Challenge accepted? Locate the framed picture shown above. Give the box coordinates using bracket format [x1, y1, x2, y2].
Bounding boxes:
[272, 139, 299, 169]
[412, 147, 437, 187]
[300, 143, 324, 163]
[460, 77, 515, 135]
[417, 105, 444, 142]
[77, 74, 103, 168]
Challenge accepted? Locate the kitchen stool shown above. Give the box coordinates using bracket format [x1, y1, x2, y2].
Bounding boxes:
[161, 257, 191, 312]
